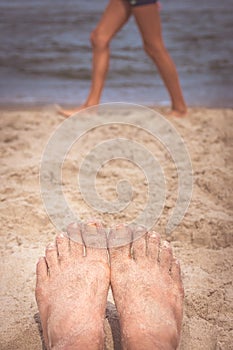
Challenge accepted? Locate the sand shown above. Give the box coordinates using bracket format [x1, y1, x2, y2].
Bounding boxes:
[0, 105, 232, 349]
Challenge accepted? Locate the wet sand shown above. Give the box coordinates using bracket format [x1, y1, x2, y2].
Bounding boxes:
[0, 106, 232, 349]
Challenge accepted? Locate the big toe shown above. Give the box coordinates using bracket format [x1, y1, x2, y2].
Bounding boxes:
[159, 240, 173, 271]
[45, 243, 59, 273]
[56, 232, 70, 264]
[131, 226, 147, 261]
[108, 224, 133, 261]
[171, 258, 184, 296]
[82, 221, 108, 261]
[36, 257, 48, 286]
[82, 221, 107, 248]
[67, 222, 84, 257]
[146, 231, 160, 261]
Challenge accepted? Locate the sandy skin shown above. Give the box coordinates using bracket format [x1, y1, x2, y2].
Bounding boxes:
[35, 223, 184, 349]
[109, 225, 184, 350]
[35, 223, 110, 350]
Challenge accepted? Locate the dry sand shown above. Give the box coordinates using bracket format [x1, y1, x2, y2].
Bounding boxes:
[0, 105, 232, 349]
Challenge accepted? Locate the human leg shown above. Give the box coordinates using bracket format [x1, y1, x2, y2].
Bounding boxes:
[109, 226, 184, 350]
[132, 4, 187, 116]
[60, 0, 131, 117]
[35, 222, 110, 350]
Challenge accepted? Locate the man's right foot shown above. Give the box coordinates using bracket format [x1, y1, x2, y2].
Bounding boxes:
[35, 222, 110, 350]
[109, 225, 184, 350]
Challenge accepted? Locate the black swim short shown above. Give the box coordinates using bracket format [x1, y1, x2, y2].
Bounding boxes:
[126, 0, 158, 6]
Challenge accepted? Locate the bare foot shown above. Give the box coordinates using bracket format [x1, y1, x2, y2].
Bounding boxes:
[168, 108, 187, 118]
[109, 226, 184, 350]
[35, 223, 110, 350]
[56, 103, 98, 118]
[56, 104, 88, 118]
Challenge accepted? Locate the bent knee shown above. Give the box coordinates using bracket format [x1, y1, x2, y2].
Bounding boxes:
[90, 29, 110, 49]
[143, 41, 166, 58]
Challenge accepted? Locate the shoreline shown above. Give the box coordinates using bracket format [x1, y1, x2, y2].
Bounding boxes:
[0, 102, 232, 113]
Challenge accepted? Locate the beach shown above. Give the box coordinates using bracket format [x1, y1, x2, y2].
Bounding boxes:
[1, 0, 232, 107]
[0, 105, 232, 349]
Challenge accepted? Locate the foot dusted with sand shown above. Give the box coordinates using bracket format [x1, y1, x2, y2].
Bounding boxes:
[35, 225, 110, 350]
[109, 226, 184, 350]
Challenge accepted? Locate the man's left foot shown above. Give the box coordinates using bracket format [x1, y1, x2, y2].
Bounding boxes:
[109, 226, 184, 350]
[35, 222, 110, 350]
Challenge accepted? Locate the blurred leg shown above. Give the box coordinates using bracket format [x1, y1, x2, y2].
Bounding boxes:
[88, 0, 131, 105]
[61, 0, 131, 117]
[133, 3, 187, 116]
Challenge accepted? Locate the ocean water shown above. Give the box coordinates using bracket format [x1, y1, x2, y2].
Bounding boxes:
[0, 0, 232, 107]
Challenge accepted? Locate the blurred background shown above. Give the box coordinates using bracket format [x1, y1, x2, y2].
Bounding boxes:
[0, 0, 232, 107]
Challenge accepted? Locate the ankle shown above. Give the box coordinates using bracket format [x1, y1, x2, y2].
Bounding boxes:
[85, 97, 100, 107]
[171, 104, 187, 114]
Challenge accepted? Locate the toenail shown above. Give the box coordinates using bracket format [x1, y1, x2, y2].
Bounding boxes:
[130, 245, 134, 259]
[115, 223, 126, 229]
[87, 222, 97, 227]
[162, 241, 170, 248]
[150, 231, 158, 238]
[135, 225, 147, 234]
[46, 243, 55, 250]
[137, 225, 146, 230]
[82, 245, 87, 257]
[69, 222, 78, 229]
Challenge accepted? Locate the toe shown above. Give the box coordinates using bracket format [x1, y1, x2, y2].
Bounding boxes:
[36, 257, 48, 285]
[108, 224, 132, 260]
[56, 232, 70, 263]
[67, 222, 83, 244]
[82, 221, 107, 249]
[171, 258, 184, 296]
[108, 223, 132, 249]
[159, 241, 173, 271]
[83, 221, 108, 260]
[146, 231, 160, 261]
[132, 226, 147, 260]
[67, 222, 84, 256]
[45, 243, 59, 272]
